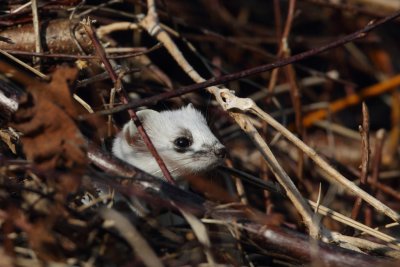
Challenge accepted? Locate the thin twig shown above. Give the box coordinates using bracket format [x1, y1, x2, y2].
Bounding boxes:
[0, 49, 48, 80]
[268, 0, 296, 93]
[97, 9, 400, 116]
[371, 129, 386, 195]
[3, 43, 161, 59]
[11, 1, 32, 14]
[31, 0, 42, 67]
[301, 0, 388, 17]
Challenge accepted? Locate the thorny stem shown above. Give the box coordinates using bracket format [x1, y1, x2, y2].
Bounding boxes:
[351, 103, 370, 222]
[82, 19, 175, 184]
[97, 8, 400, 116]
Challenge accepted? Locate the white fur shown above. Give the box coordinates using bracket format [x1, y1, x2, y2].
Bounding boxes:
[112, 104, 224, 181]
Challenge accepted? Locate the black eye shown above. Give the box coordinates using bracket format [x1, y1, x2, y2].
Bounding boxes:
[174, 137, 192, 149]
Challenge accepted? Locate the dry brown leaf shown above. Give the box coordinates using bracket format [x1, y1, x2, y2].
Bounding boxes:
[10, 66, 87, 194]
[6, 207, 67, 262]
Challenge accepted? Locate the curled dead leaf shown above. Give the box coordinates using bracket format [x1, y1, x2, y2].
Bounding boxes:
[10, 66, 87, 194]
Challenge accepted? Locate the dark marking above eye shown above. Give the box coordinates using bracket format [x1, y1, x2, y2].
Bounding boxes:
[173, 129, 193, 153]
[179, 128, 193, 139]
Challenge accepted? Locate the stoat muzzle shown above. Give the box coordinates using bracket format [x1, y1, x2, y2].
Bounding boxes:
[112, 104, 226, 181]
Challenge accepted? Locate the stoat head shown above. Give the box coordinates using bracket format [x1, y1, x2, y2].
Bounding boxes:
[113, 104, 226, 180]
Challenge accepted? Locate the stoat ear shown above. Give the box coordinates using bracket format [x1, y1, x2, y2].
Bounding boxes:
[136, 109, 160, 123]
[187, 103, 194, 109]
[124, 109, 159, 144]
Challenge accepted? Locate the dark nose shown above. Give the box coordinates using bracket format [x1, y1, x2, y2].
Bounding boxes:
[214, 146, 227, 158]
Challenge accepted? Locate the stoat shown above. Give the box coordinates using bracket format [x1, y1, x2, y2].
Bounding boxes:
[112, 104, 226, 181]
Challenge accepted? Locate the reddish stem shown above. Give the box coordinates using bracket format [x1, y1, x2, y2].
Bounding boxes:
[83, 20, 175, 184]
